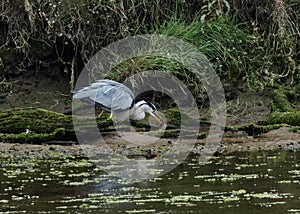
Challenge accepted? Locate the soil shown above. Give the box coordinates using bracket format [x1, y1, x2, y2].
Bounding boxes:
[0, 69, 72, 113]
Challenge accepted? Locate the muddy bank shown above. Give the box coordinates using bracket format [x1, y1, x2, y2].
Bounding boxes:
[0, 69, 72, 113]
[0, 127, 299, 161]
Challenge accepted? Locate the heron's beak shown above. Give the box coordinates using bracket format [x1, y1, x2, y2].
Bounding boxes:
[149, 111, 165, 125]
[149, 111, 161, 123]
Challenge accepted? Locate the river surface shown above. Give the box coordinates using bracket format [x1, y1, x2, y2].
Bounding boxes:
[0, 150, 299, 213]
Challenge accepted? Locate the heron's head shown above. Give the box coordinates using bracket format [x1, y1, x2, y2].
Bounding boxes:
[135, 100, 165, 126]
[136, 100, 157, 113]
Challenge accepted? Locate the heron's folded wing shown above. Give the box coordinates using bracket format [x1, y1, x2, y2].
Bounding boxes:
[93, 80, 134, 111]
[72, 85, 98, 99]
[110, 87, 134, 111]
[72, 79, 135, 111]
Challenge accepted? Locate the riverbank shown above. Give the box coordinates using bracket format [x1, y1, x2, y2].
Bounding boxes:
[0, 126, 299, 161]
[0, 0, 299, 160]
[0, 79, 299, 157]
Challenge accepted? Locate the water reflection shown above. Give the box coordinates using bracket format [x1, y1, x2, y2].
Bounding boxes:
[0, 150, 299, 213]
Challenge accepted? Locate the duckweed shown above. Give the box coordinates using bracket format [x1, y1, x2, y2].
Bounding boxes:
[0, 150, 299, 213]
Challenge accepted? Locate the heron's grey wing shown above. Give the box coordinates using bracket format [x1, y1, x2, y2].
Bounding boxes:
[72, 84, 98, 99]
[109, 85, 135, 111]
[73, 80, 135, 111]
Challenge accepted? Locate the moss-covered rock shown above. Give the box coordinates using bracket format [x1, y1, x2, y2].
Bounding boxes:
[130, 108, 200, 129]
[0, 108, 115, 143]
[147, 129, 207, 139]
[225, 123, 286, 136]
[289, 126, 300, 132]
[0, 108, 72, 134]
[0, 128, 67, 143]
[266, 111, 300, 126]
[271, 88, 294, 112]
[147, 129, 180, 138]
[265, 87, 300, 126]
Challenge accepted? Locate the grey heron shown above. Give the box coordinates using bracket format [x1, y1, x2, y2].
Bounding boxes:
[72, 79, 166, 127]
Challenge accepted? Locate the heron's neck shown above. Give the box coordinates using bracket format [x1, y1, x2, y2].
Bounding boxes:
[129, 101, 149, 120]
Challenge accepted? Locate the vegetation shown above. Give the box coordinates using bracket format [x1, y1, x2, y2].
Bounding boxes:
[0, 108, 112, 143]
[0, 0, 299, 90]
[225, 123, 286, 136]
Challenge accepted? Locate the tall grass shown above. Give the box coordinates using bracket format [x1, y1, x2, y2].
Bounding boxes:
[106, 17, 252, 102]
[0, 0, 202, 91]
[230, 0, 300, 88]
[154, 17, 251, 82]
[0, 0, 299, 93]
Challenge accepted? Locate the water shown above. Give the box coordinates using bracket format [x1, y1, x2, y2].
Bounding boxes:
[0, 150, 299, 213]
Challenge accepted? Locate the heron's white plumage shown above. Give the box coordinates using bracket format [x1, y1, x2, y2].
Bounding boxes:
[129, 100, 153, 120]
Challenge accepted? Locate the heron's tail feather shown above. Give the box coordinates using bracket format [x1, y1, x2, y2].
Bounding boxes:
[71, 88, 98, 99]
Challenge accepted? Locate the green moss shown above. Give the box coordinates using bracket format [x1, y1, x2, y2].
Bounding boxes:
[2, 106, 297, 144]
[147, 129, 179, 138]
[163, 108, 199, 127]
[266, 111, 300, 126]
[271, 89, 294, 112]
[197, 132, 207, 139]
[125, 108, 197, 129]
[264, 87, 300, 129]
[146, 129, 206, 139]
[0, 108, 73, 134]
[0, 128, 66, 143]
[130, 120, 151, 128]
[289, 126, 300, 132]
[225, 123, 285, 136]
[0, 108, 115, 143]
[164, 108, 181, 127]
